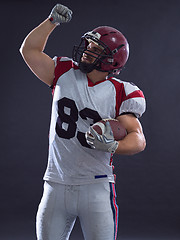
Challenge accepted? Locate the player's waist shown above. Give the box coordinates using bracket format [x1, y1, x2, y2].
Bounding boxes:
[43, 173, 115, 185]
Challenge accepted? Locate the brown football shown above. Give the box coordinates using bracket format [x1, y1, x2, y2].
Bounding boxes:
[92, 118, 127, 141]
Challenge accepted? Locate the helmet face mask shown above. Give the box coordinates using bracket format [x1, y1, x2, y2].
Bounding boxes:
[73, 39, 111, 73]
[72, 26, 129, 75]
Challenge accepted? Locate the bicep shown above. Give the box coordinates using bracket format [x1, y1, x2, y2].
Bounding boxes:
[116, 114, 144, 134]
[115, 114, 146, 154]
[21, 49, 55, 86]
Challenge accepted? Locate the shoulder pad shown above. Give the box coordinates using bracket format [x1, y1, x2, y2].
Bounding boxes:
[119, 82, 146, 118]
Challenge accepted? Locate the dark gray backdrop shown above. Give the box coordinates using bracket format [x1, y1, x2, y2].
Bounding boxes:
[1, 0, 180, 239]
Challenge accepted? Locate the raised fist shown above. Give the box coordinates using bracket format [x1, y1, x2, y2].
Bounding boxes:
[49, 4, 73, 25]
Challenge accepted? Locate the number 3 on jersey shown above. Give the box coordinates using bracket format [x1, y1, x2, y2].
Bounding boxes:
[56, 97, 101, 147]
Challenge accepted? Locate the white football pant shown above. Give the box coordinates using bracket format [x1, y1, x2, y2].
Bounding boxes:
[36, 181, 118, 240]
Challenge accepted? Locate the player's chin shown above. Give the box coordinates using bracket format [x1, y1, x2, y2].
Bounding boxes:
[79, 60, 95, 73]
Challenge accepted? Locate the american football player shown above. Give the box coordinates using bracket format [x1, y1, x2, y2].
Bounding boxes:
[20, 3, 146, 240]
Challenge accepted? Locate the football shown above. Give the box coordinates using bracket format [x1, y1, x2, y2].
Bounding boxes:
[92, 118, 127, 141]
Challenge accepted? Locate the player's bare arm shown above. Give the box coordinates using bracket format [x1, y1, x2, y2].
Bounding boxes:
[19, 4, 73, 86]
[115, 114, 146, 155]
[20, 19, 56, 86]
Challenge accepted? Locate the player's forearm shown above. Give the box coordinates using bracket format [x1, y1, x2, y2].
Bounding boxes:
[115, 131, 146, 155]
[20, 19, 56, 54]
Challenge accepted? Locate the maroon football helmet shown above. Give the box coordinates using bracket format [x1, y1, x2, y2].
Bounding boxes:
[73, 26, 129, 75]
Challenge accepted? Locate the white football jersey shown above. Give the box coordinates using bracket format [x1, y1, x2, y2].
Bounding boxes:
[43, 57, 146, 185]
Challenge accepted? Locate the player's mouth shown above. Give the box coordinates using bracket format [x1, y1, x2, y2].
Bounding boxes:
[82, 56, 91, 62]
[81, 52, 95, 63]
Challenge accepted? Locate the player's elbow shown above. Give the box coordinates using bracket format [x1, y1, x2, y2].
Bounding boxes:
[137, 134, 146, 153]
[130, 133, 146, 155]
[19, 44, 23, 55]
[141, 138, 146, 152]
[19, 40, 31, 58]
[19, 42, 26, 57]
